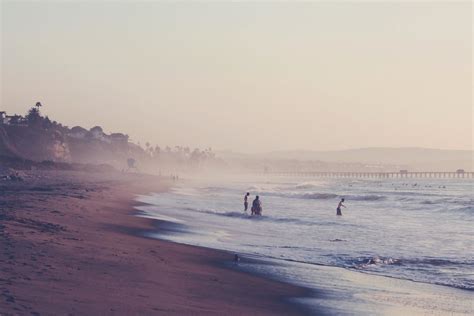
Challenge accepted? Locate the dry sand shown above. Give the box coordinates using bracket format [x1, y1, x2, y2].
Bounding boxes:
[0, 170, 309, 315]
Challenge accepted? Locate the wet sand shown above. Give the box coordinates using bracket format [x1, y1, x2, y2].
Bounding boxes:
[0, 170, 309, 315]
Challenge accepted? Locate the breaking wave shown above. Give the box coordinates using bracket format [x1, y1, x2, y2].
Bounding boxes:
[258, 191, 386, 201]
[344, 256, 474, 290]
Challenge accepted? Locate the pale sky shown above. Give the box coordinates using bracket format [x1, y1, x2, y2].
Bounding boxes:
[1, 1, 472, 152]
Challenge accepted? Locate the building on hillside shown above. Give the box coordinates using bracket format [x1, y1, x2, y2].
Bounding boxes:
[89, 126, 104, 140]
[109, 133, 129, 145]
[1, 111, 30, 126]
[3, 114, 27, 126]
[89, 126, 112, 143]
[69, 126, 89, 139]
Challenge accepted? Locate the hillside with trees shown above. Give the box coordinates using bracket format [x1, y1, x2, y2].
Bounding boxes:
[0, 103, 224, 172]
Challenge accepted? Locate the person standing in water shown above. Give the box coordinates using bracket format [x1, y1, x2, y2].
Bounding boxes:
[244, 192, 250, 212]
[336, 198, 346, 216]
[251, 195, 262, 216]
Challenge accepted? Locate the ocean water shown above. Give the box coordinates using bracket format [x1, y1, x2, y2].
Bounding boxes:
[136, 175, 473, 314]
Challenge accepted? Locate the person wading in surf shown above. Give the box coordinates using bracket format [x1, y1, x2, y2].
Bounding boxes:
[244, 192, 250, 212]
[251, 195, 262, 216]
[336, 198, 346, 216]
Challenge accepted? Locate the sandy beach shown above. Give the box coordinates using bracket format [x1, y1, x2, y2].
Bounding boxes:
[0, 170, 309, 315]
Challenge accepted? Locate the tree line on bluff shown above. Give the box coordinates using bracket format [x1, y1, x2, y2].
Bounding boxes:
[0, 103, 223, 170]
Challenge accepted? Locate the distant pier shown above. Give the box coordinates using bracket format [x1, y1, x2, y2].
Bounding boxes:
[263, 170, 473, 179]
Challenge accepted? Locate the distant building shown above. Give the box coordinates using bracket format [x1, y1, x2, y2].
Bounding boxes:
[89, 126, 105, 139]
[89, 126, 113, 143]
[399, 169, 408, 174]
[69, 126, 89, 139]
[456, 169, 465, 174]
[5, 114, 27, 126]
[109, 133, 129, 144]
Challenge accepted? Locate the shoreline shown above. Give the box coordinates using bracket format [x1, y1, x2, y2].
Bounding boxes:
[0, 170, 312, 315]
[128, 216, 316, 314]
[131, 213, 319, 302]
[134, 178, 474, 316]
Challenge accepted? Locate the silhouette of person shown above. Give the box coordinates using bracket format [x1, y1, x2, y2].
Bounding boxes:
[251, 196, 262, 216]
[337, 198, 346, 216]
[244, 192, 250, 212]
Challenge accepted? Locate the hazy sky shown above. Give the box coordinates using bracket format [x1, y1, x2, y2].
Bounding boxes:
[1, 1, 472, 152]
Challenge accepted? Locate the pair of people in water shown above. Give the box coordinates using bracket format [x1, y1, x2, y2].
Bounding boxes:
[245, 193, 345, 216]
[244, 192, 262, 216]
